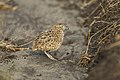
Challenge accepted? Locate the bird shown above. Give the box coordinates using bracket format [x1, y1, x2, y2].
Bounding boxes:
[32, 24, 65, 61]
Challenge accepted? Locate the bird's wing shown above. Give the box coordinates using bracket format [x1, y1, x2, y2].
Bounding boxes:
[35, 31, 50, 43]
[32, 30, 54, 50]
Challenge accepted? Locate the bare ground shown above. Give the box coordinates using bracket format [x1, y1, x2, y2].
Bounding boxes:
[0, 0, 88, 80]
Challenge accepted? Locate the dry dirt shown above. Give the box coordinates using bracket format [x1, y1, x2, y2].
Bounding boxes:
[0, 0, 88, 80]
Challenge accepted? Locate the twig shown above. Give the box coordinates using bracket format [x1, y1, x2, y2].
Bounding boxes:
[18, 40, 33, 47]
[0, 40, 29, 52]
[85, 24, 109, 55]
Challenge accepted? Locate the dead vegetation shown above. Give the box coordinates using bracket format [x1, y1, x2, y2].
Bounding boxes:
[0, 0, 19, 63]
[80, 0, 120, 67]
[0, 40, 29, 52]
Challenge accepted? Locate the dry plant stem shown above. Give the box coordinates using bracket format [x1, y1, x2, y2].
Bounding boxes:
[100, 3, 105, 13]
[87, 2, 100, 18]
[98, 21, 119, 44]
[18, 40, 33, 47]
[79, 26, 108, 66]
[8, 47, 29, 51]
[98, 34, 110, 44]
[0, 40, 30, 52]
[85, 24, 110, 55]
[83, 0, 96, 8]
[88, 2, 105, 18]
[88, 46, 101, 68]
[94, 21, 113, 24]
[1, 45, 29, 52]
[109, 0, 120, 7]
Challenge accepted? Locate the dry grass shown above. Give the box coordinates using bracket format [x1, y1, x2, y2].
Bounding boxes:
[80, 0, 120, 67]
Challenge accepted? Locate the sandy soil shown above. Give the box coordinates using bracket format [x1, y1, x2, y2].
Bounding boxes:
[0, 0, 88, 80]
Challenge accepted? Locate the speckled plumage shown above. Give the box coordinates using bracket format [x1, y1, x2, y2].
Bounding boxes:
[32, 24, 65, 61]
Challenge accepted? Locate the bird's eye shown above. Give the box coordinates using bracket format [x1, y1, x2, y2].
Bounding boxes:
[58, 23, 62, 25]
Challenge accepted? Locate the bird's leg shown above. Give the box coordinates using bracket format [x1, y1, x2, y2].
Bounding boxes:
[44, 51, 58, 61]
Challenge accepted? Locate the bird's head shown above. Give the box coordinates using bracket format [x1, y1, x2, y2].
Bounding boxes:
[53, 23, 65, 31]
